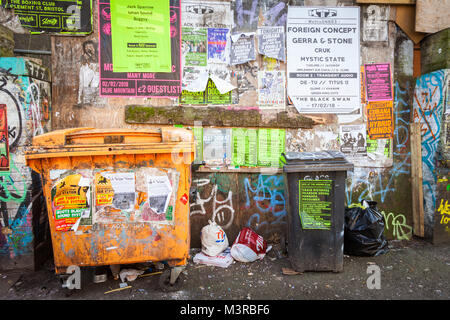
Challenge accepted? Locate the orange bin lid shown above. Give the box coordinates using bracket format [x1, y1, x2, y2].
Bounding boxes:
[25, 127, 195, 160]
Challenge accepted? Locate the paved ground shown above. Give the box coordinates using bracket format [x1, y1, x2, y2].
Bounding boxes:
[0, 238, 448, 301]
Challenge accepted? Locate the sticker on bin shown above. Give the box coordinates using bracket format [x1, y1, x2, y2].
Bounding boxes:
[180, 193, 188, 205]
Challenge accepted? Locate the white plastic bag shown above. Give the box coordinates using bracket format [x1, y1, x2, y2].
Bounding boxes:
[193, 247, 233, 268]
[200, 220, 229, 257]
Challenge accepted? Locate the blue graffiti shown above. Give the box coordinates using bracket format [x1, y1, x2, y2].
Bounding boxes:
[244, 174, 286, 231]
[346, 80, 411, 206]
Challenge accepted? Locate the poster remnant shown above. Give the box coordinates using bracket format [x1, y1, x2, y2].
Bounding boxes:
[203, 128, 231, 166]
[258, 70, 285, 109]
[366, 101, 394, 139]
[299, 179, 332, 230]
[286, 6, 360, 113]
[230, 33, 256, 66]
[98, 0, 181, 98]
[0, 105, 9, 171]
[110, 0, 172, 73]
[95, 171, 135, 212]
[364, 63, 393, 101]
[257, 26, 285, 61]
[181, 0, 232, 29]
[135, 168, 179, 223]
[1, 0, 93, 34]
[339, 124, 367, 159]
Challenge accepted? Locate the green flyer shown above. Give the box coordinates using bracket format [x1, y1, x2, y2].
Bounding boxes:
[182, 27, 207, 67]
[110, 0, 172, 73]
[206, 79, 232, 104]
[298, 180, 333, 230]
[192, 126, 204, 164]
[180, 90, 206, 104]
[231, 128, 246, 167]
[257, 129, 285, 167]
[245, 129, 258, 167]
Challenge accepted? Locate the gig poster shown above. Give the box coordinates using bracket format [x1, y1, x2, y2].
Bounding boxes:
[99, 0, 181, 98]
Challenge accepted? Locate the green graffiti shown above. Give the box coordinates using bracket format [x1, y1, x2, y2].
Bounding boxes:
[382, 211, 413, 240]
[0, 157, 28, 203]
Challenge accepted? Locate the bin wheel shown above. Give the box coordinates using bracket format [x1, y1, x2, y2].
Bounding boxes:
[158, 268, 185, 292]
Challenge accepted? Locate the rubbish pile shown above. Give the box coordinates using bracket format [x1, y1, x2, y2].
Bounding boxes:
[193, 220, 272, 268]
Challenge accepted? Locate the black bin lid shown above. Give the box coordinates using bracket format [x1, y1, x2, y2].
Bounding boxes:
[282, 150, 354, 173]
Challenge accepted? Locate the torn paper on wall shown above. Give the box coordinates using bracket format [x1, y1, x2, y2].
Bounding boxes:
[182, 66, 209, 92]
[203, 128, 232, 166]
[135, 168, 179, 223]
[230, 32, 256, 66]
[257, 26, 285, 61]
[181, 0, 232, 28]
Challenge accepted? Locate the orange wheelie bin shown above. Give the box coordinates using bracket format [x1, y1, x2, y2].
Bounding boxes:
[25, 127, 195, 291]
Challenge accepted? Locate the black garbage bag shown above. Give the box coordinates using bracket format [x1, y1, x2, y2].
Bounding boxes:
[344, 200, 389, 256]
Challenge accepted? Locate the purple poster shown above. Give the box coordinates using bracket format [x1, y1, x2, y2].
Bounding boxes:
[98, 0, 181, 98]
[207, 28, 229, 64]
[364, 63, 393, 101]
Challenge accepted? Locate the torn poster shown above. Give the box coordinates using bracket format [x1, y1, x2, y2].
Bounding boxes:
[1, 0, 93, 34]
[110, 0, 172, 73]
[230, 33, 256, 66]
[51, 172, 92, 232]
[231, 61, 258, 106]
[181, 78, 231, 105]
[339, 124, 367, 159]
[257, 26, 285, 61]
[364, 63, 393, 101]
[258, 70, 286, 109]
[208, 63, 235, 94]
[286, 6, 360, 113]
[98, 0, 181, 98]
[366, 101, 394, 139]
[181, 0, 232, 29]
[207, 28, 230, 64]
[182, 27, 208, 67]
[181, 66, 209, 93]
[206, 78, 232, 104]
[203, 128, 232, 166]
[147, 175, 172, 215]
[135, 168, 179, 223]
